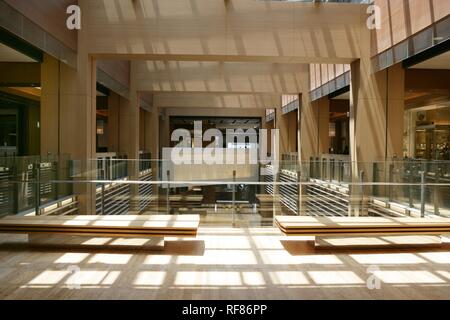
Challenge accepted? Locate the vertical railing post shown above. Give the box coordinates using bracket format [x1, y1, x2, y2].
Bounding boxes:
[34, 163, 41, 216]
[297, 169, 301, 216]
[315, 157, 319, 180]
[12, 163, 19, 214]
[348, 160, 353, 217]
[232, 170, 236, 227]
[408, 168, 414, 209]
[359, 170, 365, 216]
[388, 163, 394, 202]
[372, 162, 378, 197]
[420, 171, 426, 218]
[100, 168, 105, 215]
[271, 166, 277, 217]
[166, 170, 170, 215]
[329, 158, 332, 181]
[320, 157, 323, 180]
[103, 158, 107, 180]
[434, 167, 441, 216]
[54, 158, 59, 201]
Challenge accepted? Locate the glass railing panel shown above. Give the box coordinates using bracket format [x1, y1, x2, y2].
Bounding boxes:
[0, 157, 449, 224]
[0, 154, 74, 216]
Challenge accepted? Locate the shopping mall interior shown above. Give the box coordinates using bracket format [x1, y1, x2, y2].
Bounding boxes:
[0, 0, 449, 300]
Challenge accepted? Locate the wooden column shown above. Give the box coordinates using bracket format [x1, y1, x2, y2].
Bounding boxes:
[275, 103, 289, 158]
[386, 63, 405, 159]
[144, 108, 159, 166]
[349, 20, 405, 215]
[40, 54, 59, 156]
[350, 55, 405, 175]
[287, 111, 298, 153]
[299, 94, 319, 162]
[299, 92, 322, 215]
[107, 92, 120, 153]
[144, 107, 160, 206]
[56, 0, 97, 214]
[318, 97, 330, 155]
[58, 56, 97, 214]
[139, 108, 146, 152]
[119, 62, 140, 212]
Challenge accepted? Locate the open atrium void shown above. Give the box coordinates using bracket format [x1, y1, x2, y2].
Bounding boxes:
[0, 0, 450, 308]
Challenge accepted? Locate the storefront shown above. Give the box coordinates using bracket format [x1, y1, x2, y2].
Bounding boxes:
[0, 91, 40, 157]
[404, 103, 450, 160]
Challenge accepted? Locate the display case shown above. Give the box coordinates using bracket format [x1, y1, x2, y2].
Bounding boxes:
[415, 125, 450, 160]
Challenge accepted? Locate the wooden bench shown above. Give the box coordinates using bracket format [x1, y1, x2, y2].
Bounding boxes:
[275, 216, 450, 248]
[0, 215, 200, 250]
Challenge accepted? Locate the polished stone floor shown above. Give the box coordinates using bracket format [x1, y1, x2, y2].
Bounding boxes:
[0, 228, 450, 300]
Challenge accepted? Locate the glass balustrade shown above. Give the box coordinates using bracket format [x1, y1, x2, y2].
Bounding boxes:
[1, 156, 449, 225]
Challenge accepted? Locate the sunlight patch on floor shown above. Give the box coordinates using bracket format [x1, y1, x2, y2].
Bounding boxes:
[307, 271, 365, 285]
[373, 271, 446, 284]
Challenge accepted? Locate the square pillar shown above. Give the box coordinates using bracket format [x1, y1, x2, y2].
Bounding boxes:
[318, 97, 330, 155]
[299, 95, 330, 160]
[58, 56, 97, 215]
[56, 0, 97, 214]
[144, 108, 160, 208]
[120, 62, 141, 212]
[350, 62, 405, 176]
[299, 94, 319, 162]
[40, 54, 59, 156]
[107, 92, 120, 153]
[118, 94, 140, 213]
[144, 108, 159, 171]
[275, 104, 289, 157]
[386, 63, 405, 159]
[349, 21, 405, 215]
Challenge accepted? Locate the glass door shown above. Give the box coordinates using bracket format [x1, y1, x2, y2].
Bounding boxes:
[0, 112, 18, 157]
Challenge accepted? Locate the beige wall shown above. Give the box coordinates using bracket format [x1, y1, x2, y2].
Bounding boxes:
[84, 0, 364, 63]
[136, 61, 306, 94]
[97, 60, 130, 89]
[311, 0, 449, 92]
[5, 0, 77, 51]
[8, 0, 447, 62]
[350, 44, 405, 183]
[298, 96, 331, 161]
[318, 97, 330, 155]
[163, 107, 266, 120]
[310, 64, 350, 90]
[153, 93, 280, 109]
[372, 0, 449, 55]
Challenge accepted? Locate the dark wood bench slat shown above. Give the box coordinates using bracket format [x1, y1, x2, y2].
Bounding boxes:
[275, 216, 450, 236]
[0, 215, 200, 238]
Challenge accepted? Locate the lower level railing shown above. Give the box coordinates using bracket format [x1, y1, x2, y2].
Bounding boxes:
[0, 157, 449, 226]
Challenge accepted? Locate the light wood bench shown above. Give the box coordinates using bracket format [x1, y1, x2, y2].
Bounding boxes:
[275, 216, 450, 248]
[0, 215, 200, 250]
